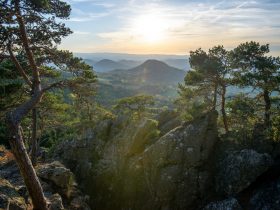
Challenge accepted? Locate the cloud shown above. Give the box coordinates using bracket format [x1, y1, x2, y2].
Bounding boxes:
[62, 0, 280, 54]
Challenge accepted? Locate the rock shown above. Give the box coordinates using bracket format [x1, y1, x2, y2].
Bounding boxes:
[0, 159, 24, 187]
[56, 111, 218, 210]
[48, 193, 64, 210]
[0, 178, 27, 210]
[37, 161, 74, 196]
[249, 178, 280, 210]
[0, 146, 91, 210]
[216, 149, 273, 195]
[203, 198, 242, 210]
[156, 110, 181, 136]
[16, 185, 28, 203]
[0, 194, 9, 209]
[125, 118, 159, 156]
[129, 111, 218, 209]
[70, 196, 91, 210]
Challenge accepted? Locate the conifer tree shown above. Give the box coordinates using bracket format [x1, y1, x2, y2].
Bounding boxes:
[0, 0, 96, 208]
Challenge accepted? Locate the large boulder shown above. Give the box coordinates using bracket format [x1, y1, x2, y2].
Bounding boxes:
[249, 178, 280, 210]
[37, 161, 74, 194]
[215, 149, 273, 195]
[125, 111, 218, 209]
[57, 111, 218, 210]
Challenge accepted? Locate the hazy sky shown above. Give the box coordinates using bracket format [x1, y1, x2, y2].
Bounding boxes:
[61, 0, 280, 55]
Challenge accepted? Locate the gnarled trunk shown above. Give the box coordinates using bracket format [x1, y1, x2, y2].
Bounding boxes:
[5, 88, 48, 210]
[31, 108, 38, 166]
[6, 116, 48, 210]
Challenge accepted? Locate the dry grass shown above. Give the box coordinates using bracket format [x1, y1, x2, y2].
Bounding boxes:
[0, 145, 15, 164]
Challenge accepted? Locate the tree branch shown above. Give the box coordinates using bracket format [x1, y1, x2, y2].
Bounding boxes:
[14, 0, 40, 86]
[8, 89, 44, 125]
[7, 43, 33, 88]
[42, 80, 68, 92]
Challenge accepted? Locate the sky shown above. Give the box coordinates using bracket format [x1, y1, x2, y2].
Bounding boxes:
[60, 0, 280, 55]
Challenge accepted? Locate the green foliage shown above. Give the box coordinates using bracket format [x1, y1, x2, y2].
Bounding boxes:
[231, 41, 280, 91]
[114, 95, 155, 120]
[175, 84, 212, 121]
[231, 41, 280, 126]
[177, 41, 280, 141]
[177, 45, 231, 126]
[226, 94, 258, 138]
[0, 59, 25, 112]
[0, 0, 97, 153]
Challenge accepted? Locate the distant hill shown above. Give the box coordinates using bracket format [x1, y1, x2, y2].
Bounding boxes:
[96, 59, 187, 106]
[103, 59, 186, 85]
[83, 59, 97, 67]
[129, 59, 185, 84]
[164, 59, 190, 71]
[76, 53, 190, 71]
[93, 59, 128, 72]
[118, 60, 142, 69]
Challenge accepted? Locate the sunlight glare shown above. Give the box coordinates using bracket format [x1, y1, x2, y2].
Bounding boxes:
[131, 14, 167, 43]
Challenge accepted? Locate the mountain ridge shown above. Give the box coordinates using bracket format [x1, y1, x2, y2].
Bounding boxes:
[93, 59, 128, 72]
[101, 59, 185, 85]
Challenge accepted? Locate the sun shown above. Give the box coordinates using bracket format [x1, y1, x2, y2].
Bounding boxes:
[131, 14, 167, 43]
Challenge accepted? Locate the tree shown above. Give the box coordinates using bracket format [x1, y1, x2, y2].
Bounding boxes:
[176, 84, 212, 121]
[226, 93, 257, 139]
[231, 41, 280, 127]
[114, 95, 155, 119]
[182, 46, 231, 132]
[0, 0, 96, 209]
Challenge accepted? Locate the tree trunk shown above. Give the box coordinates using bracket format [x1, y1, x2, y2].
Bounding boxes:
[263, 89, 271, 127]
[7, 2, 48, 209]
[5, 89, 48, 210]
[212, 83, 218, 110]
[221, 85, 229, 133]
[31, 108, 38, 166]
[6, 117, 48, 210]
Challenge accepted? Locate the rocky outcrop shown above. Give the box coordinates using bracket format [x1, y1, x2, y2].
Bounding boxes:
[248, 178, 280, 210]
[125, 111, 218, 209]
[215, 149, 273, 195]
[54, 110, 280, 210]
[56, 111, 219, 210]
[0, 146, 90, 210]
[0, 178, 27, 210]
[2, 109, 279, 209]
[37, 161, 74, 198]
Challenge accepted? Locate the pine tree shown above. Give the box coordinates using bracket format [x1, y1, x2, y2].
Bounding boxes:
[231, 41, 280, 127]
[0, 0, 96, 208]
